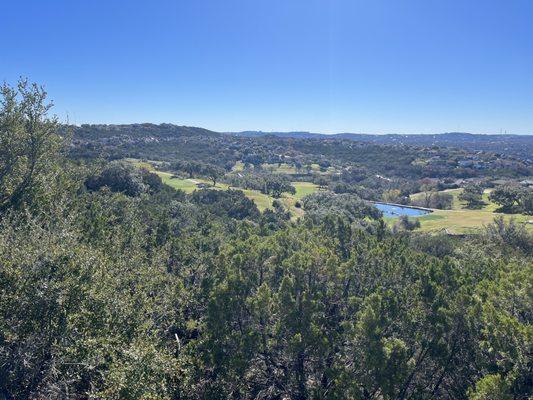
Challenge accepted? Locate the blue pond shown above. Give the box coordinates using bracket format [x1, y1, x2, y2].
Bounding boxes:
[374, 202, 431, 218]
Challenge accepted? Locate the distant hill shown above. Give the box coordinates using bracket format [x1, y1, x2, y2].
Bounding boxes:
[66, 124, 532, 163]
[232, 131, 326, 139]
[227, 131, 533, 161]
[69, 123, 220, 140]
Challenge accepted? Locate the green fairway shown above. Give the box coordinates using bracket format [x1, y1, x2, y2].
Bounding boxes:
[156, 172, 230, 193]
[153, 165, 533, 234]
[241, 189, 275, 211]
[417, 209, 531, 234]
[124, 158, 156, 171]
[156, 171, 275, 211]
[231, 161, 245, 172]
[411, 188, 497, 211]
[292, 181, 320, 199]
[156, 169, 319, 216]
[262, 163, 299, 174]
[410, 188, 531, 234]
[260, 163, 336, 175]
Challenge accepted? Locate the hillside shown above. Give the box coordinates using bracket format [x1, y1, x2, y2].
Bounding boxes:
[229, 130, 533, 161]
[69, 124, 532, 180]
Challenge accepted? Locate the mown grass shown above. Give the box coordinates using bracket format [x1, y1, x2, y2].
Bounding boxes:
[417, 209, 532, 234]
[262, 163, 300, 175]
[261, 163, 336, 175]
[155, 172, 276, 212]
[156, 172, 229, 193]
[155, 169, 320, 217]
[125, 158, 155, 171]
[231, 161, 245, 172]
[410, 188, 532, 234]
[292, 181, 320, 199]
[411, 188, 497, 211]
[130, 159, 532, 234]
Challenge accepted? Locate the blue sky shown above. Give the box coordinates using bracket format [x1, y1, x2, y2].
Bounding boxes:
[2, 0, 533, 134]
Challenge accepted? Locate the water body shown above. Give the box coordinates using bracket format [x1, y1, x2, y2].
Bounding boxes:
[374, 202, 431, 218]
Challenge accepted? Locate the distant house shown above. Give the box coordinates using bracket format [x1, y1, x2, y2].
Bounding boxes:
[520, 179, 533, 187]
[453, 179, 465, 186]
[492, 179, 510, 186]
[196, 182, 209, 189]
[458, 160, 473, 167]
[375, 174, 392, 182]
[426, 156, 442, 164]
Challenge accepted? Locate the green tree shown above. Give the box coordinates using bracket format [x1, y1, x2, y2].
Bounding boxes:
[382, 189, 403, 204]
[420, 183, 436, 208]
[459, 184, 484, 209]
[85, 161, 147, 196]
[0, 79, 62, 212]
[203, 165, 224, 186]
[518, 188, 533, 214]
[489, 184, 521, 212]
[468, 374, 513, 400]
[263, 174, 296, 197]
[470, 261, 532, 398]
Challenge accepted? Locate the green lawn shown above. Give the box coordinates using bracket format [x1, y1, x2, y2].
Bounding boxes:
[124, 158, 156, 171]
[310, 164, 337, 174]
[262, 163, 299, 174]
[156, 170, 319, 217]
[411, 188, 497, 211]
[410, 188, 532, 234]
[231, 161, 245, 172]
[142, 161, 532, 234]
[292, 181, 320, 199]
[417, 209, 531, 234]
[156, 172, 275, 211]
[241, 189, 275, 211]
[260, 163, 336, 176]
[156, 172, 230, 193]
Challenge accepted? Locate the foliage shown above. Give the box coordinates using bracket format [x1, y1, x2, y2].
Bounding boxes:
[0, 79, 63, 212]
[412, 191, 453, 209]
[1, 81, 532, 399]
[190, 189, 260, 220]
[226, 173, 296, 198]
[490, 184, 533, 214]
[482, 217, 533, 256]
[459, 184, 485, 209]
[302, 191, 382, 223]
[85, 161, 149, 196]
[394, 215, 421, 232]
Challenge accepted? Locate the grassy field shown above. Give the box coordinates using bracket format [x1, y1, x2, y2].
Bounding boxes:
[157, 173, 277, 212]
[124, 158, 156, 171]
[410, 188, 532, 234]
[130, 160, 531, 233]
[156, 172, 223, 193]
[125, 157, 322, 216]
[231, 161, 245, 172]
[262, 163, 299, 174]
[155, 170, 320, 217]
[292, 181, 320, 199]
[260, 162, 336, 175]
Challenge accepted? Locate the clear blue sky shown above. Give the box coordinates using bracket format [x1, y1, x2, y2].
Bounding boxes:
[2, 0, 533, 134]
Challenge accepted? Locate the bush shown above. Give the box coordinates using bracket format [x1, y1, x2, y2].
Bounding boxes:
[394, 215, 421, 232]
[483, 217, 533, 255]
[459, 184, 485, 209]
[85, 161, 147, 196]
[191, 189, 260, 220]
[302, 191, 382, 223]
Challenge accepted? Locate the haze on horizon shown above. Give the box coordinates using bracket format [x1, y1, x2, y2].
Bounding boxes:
[2, 0, 533, 135]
